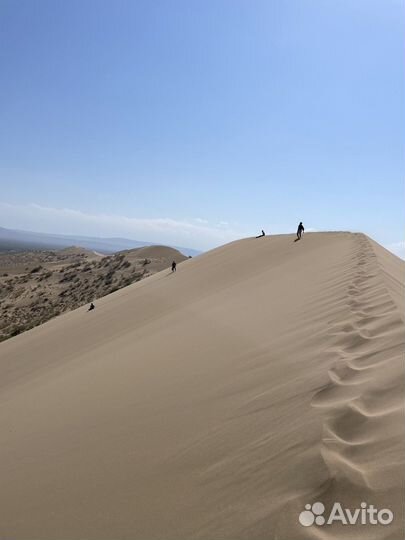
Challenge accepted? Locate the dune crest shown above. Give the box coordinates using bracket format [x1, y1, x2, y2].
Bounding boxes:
[0, 232, 403, 539]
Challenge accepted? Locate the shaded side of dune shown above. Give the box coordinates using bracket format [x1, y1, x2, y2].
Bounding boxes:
[277, 233, 404, 540]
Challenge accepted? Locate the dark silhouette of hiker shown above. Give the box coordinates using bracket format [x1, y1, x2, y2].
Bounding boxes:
[297, 222, 305, 240]
[88, 302, 95, 311]
[256, 230, 265, 238]
[171, 261, 177, 272]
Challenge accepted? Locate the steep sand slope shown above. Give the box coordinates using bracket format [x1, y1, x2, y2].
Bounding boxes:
[0, 232, 403, 540]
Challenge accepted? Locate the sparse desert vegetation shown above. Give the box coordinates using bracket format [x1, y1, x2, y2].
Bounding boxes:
[0, 245, 186, 341]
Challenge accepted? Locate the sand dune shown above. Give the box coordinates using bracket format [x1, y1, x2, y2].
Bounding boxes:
[0, 232, 403, 539]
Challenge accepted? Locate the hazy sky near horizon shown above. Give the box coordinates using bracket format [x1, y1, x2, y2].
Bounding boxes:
[1, 1, 404, 254]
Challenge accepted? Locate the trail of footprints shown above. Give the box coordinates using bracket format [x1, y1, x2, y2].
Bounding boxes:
[311, 234, 405, 491]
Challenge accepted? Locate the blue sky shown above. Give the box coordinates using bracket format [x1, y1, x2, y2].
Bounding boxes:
[1, 0, 404, 253]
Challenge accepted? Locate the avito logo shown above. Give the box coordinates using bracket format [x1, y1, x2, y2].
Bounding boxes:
[299, 501, 393, 527]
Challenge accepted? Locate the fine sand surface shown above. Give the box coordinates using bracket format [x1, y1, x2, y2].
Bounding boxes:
[0, 232, 403, 540]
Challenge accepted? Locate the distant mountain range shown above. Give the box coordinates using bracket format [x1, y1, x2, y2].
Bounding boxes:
[0, 226, 201, 257]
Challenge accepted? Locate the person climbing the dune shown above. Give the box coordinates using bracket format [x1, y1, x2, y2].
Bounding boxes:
[297, 222, 304, 240]
[88, 302, 95, 311]
[256, 230, 265, 238]
[171, 261, 177, 272]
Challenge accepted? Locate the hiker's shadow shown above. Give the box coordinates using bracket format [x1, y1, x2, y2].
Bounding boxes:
[294, 238, 300, 243]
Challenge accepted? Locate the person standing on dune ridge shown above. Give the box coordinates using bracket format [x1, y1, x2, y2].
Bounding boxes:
[297, 222, 304, 240]
[171, 261, 177, 272]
